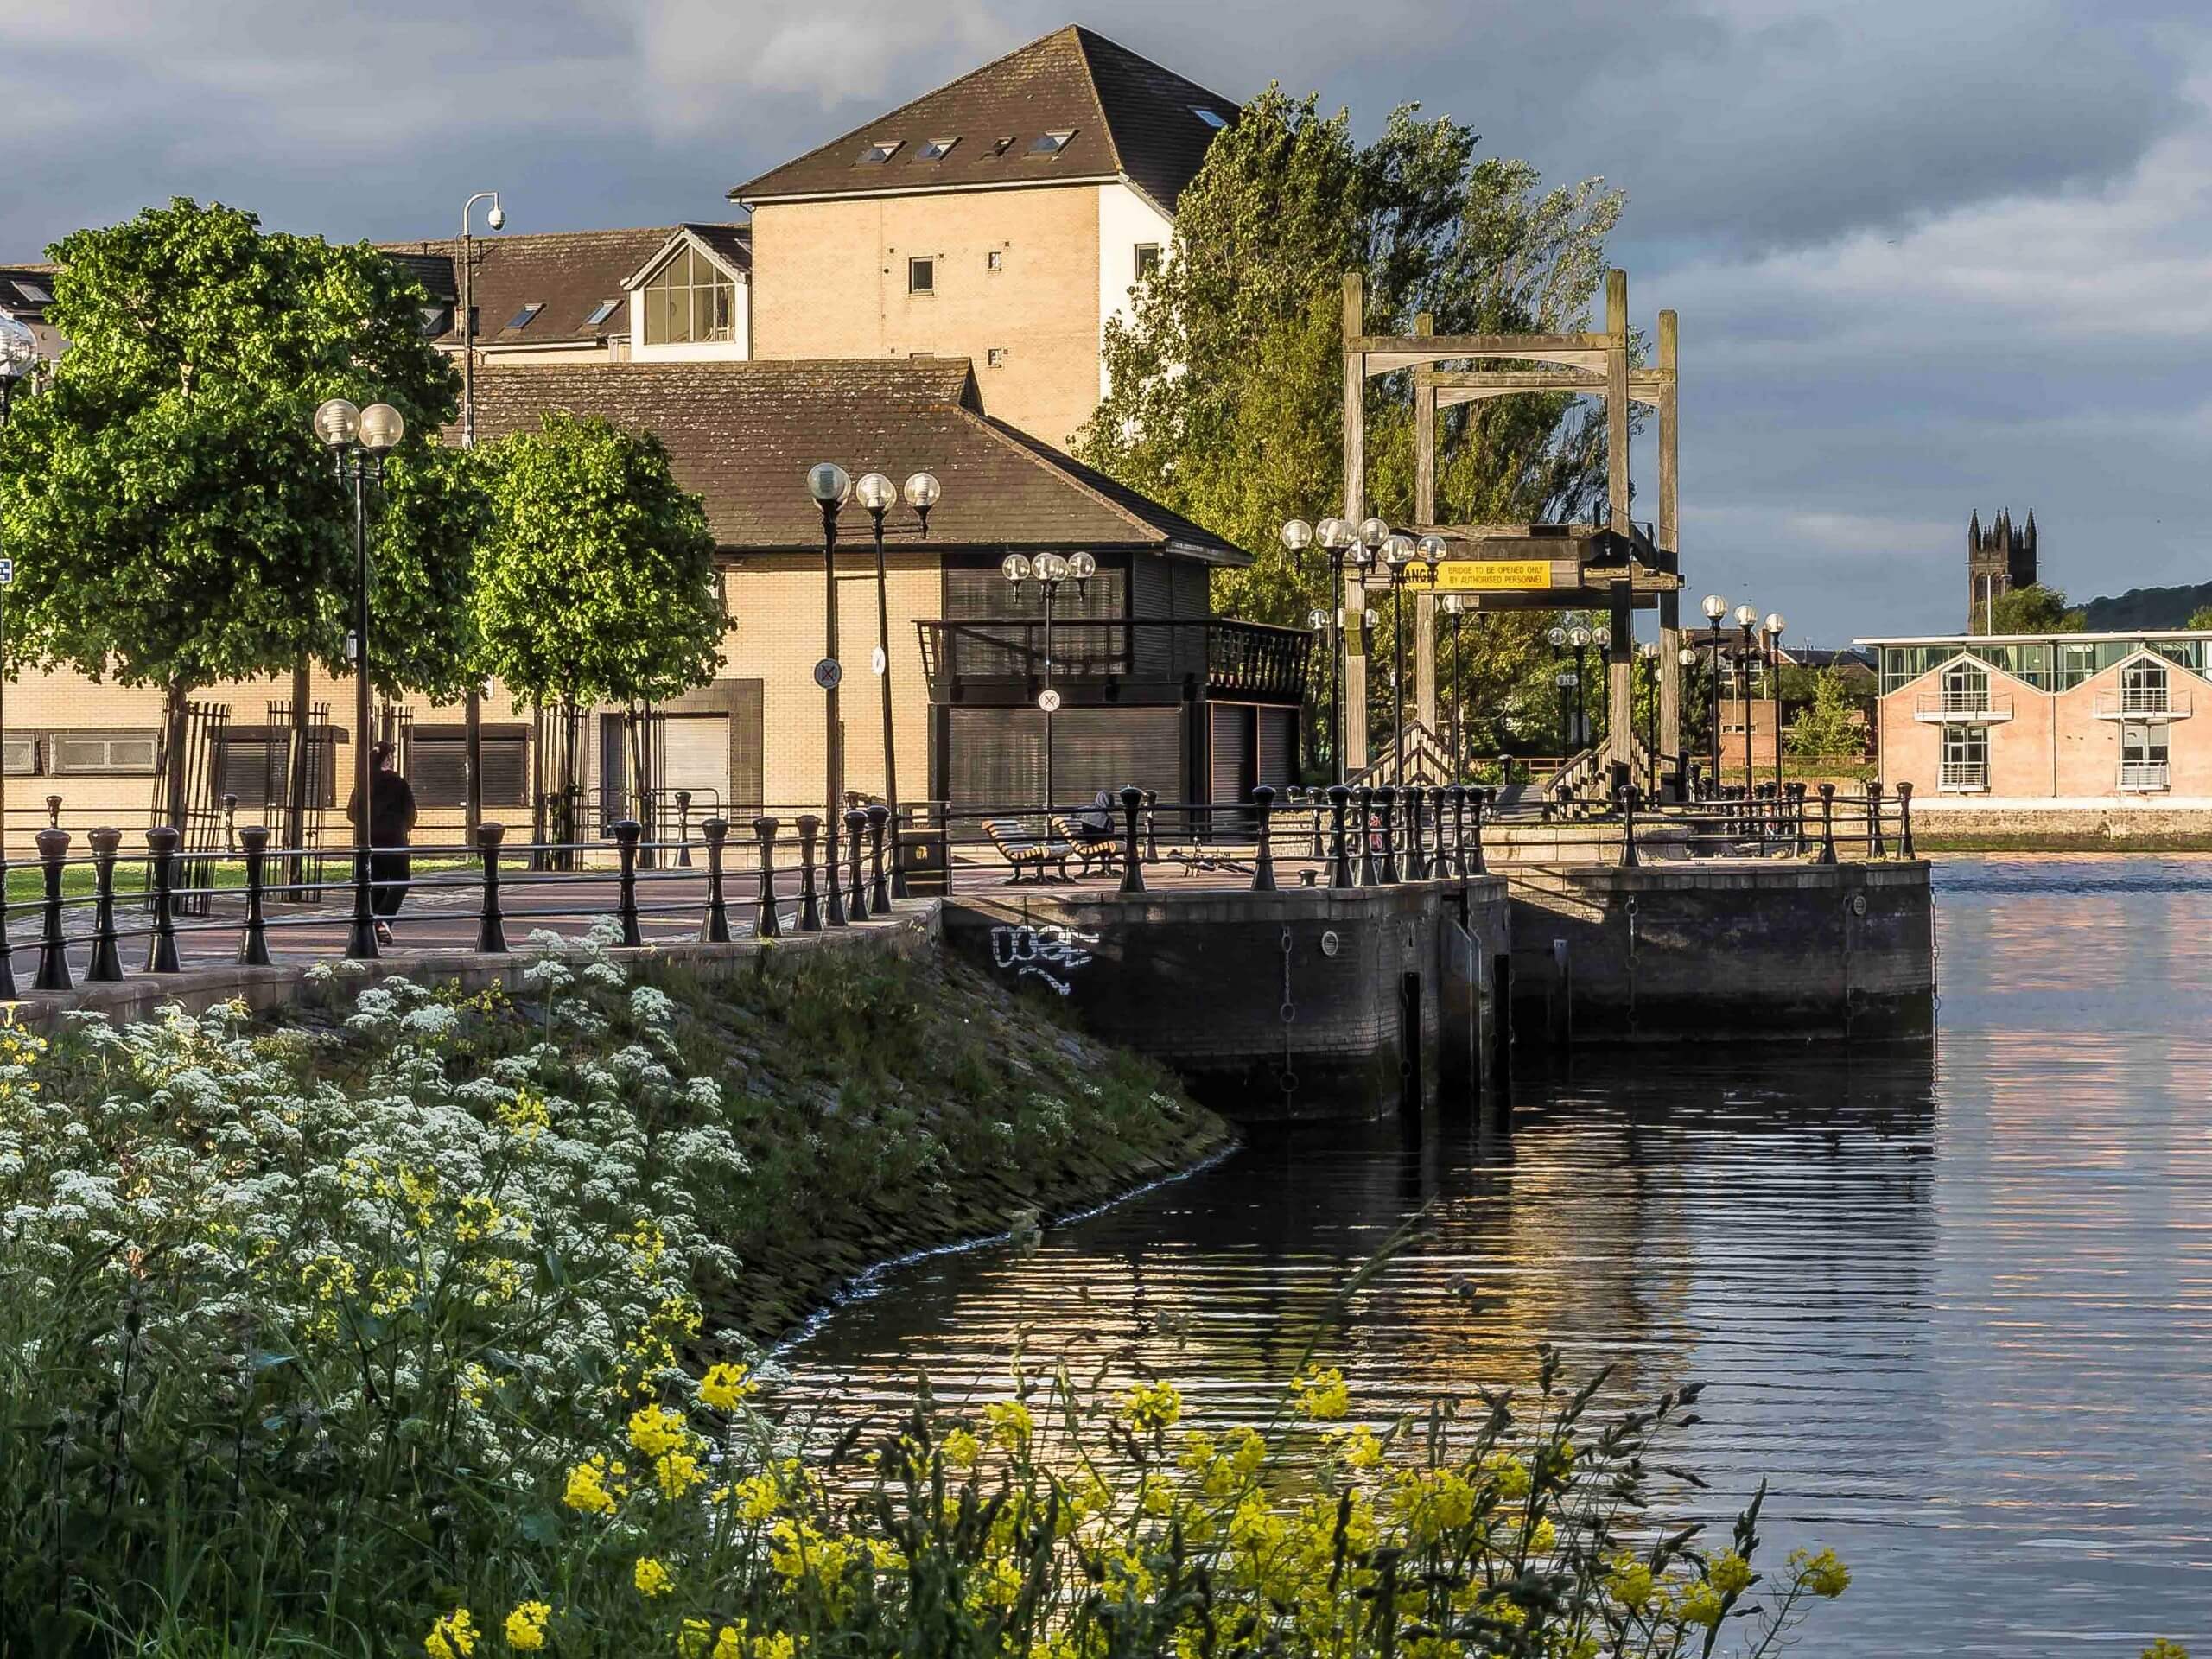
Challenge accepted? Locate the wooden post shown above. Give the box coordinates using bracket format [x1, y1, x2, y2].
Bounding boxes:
[1413, 315, 1440, 739]
[1656, 309, 1683, 784]
[1342, 270, 1370, 772]
[1605, 269, 1635, 778]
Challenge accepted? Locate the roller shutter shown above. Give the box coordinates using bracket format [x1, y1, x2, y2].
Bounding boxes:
[946, 707, 1182, 826]
[1255, 706, 1299, 788]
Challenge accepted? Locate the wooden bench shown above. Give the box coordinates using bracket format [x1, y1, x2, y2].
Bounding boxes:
[1051, 814, 1120, 876]
[982, 819, 1073, 884]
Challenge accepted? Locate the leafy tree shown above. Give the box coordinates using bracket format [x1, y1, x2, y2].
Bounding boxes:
[1786, 671, 1866, 760]
[2186, 603, 2212, 630]
[474, 413, 724, 820]
[1987, 582, 2084, 634]
[1075, 90, 1623, 759]
[0, 198, 462, 823]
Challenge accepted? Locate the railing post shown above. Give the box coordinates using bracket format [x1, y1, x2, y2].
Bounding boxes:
[1468, 788, 1489, 876]
[867, 804, 892, 912]
[1444, 785, 1467, 878]
[1307, 788, 1326, 860]
[44, 794, 60, 830]
[1867, 780, 1885, 859]
[700, 817, 732, 944]
[611, 819, 644, 948]
[88, 826, 127, 979]
[1118, 785, 1147, 894]
[0, 853, 16, 1001]
[1141, 791, 1160, 865]
[1619, 784, 1640, 868]
[233, 826, 270, 969]
[222, 792, 238, 853]
[1403, 786, 1427, 880]
[844, 806, 870, 918]
[34, 828, 71, 992]
[143, 826, 181, 974]
[1817, 784, 1838, 866]
[753, 817, 783, 938]
[795, 816, 823, 932]
[1376, 785, 1400, 884]
[1897, 780, 1916, 860]
[1250, 785, 1278, 892]
[1355, 786, 1377, 886]
[1326, 785, 1353, 889]
[474, 822, 508, 955]
[674, 790, 694, 868]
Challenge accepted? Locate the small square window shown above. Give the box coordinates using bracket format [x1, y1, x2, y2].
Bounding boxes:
[1029, 129, 1075, 155]
[987, 346, 1007, 367]
[987, 250, 1003, 271]
[917, 137, 959, 161]
[583, 297, 620, 327]
[855, 139, 902, 165]
[908, 257, 935, 295]
[1192, 106, 1228, 130]
[1135, 243, 1161, 283]
[504, 302, 543, 331]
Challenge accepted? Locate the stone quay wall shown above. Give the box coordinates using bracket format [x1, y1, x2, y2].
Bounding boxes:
[1507, 861, 1935, 1044]
[940, 879, 1511, 1122]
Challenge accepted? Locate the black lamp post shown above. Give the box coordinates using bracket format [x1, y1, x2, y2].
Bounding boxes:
[851, 467, 940, 899]
[1003, 549, 1094, 820]
[1281, 515, 1375, 785]
[313, 396, 407, 959]
[806, 461, 851, 926]
[1764, 612, 1787, 792]
[1441, 591, 1467, 783]
[1733, 602, 1759, 790]
[1568, 622, 1593, 754]
[0, 313, 43, 856]
[1700, 593, 1729, 789]
[1637, 639, 1660, 791]
[1378, 532, 1433, 783]
[1546, 623, 1571, 757]
[1676, 644, 1700, 795]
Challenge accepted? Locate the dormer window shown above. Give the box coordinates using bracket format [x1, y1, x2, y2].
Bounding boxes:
[1192, 106, 1228, 130]
[1029, 129, 1075, 156]
[503, 302, 543, 332]
[855, 139, 902, 165]
[988, 136, 1015, 157]
[641, 245, 736, 344]
[582, 298, 620, 327]
[917, 137, 959, 161]
[10, 279, 50, 303]
[419, 303, 451, 337]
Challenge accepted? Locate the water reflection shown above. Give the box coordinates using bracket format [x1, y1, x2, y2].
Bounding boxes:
[776, 857, 2212, 1653]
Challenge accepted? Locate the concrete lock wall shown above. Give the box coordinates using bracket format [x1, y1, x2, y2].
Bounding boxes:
[1507, 862, 1935, 1044]
[941, 880, 1511, 1122]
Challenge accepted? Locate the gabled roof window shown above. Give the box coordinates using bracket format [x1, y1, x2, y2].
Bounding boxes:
[855, 139, 903, 165]
[583, 298, 620, 327]
[1029, 129, 1075, 156]
[917, 137, 959, 161]
[988, 136, 1015, 158]
[504, 302, 543, 331]
[10, 279, 50, 303]
[1192, 106, 1228, 130]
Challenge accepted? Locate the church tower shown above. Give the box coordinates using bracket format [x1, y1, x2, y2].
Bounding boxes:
[1967, 508, 2037, 632]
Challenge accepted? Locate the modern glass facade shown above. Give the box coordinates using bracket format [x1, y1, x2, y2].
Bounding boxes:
[1873, 633, 2212, 696]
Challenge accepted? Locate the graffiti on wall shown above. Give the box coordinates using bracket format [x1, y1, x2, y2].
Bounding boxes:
[989, 923, 1098, 996]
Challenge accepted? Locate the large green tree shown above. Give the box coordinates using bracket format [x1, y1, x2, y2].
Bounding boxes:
[474, 413, 724, 823]
[1987, 582, 2084, 634]
[1076, 91, 1623, 760]
[0, 198, 465, 821]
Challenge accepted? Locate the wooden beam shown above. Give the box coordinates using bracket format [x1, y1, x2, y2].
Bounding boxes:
[1351, 332, 1608, 355]
[1656, 308, 1683, 773]
[1366, 346, 1608, 375]
[1342, 270, 1370, 773]
[1420, 368, 1671, 392]
[1413, 314, 1439, 736]
[1605, 268, 1636, 775]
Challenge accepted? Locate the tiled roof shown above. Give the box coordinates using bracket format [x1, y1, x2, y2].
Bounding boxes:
[0, 266, 58, 312]
[730, 24, 1235, 213]
[377, 226, 746, 347]
[463, 359, 1244, 562]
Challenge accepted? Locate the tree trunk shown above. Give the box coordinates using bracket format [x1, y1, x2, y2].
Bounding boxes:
[161, 680, 192, 832]
[285, 658, 310, 852]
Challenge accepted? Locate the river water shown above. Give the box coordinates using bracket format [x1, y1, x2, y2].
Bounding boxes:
[777, 856, 2212, 1654]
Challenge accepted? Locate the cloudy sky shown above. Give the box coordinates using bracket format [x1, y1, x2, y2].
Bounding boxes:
[3, 0, 2204, 644]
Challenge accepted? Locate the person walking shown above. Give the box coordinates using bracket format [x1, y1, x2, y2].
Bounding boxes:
[346, 741, 418, 947]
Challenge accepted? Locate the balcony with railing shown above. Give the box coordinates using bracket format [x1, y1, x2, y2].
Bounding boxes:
[1914, 688, 2013, 723]
[916, 617, 1312, 706]
[1938, 761, 1988, 792]
[2120, 760, 2171, 791]
[2094, 685, 2191, 721]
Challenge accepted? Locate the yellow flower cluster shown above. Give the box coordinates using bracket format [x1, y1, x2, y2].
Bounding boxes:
[1789, 1546, 1852, 1598]
[1120, 1378, 1182, 1432]
[1292, 1367, 1351, 1421]
[502, 1601, 550, 1651]
[423, 1607, 476, 1658]
[699, 1361, 756, 1410]
[562, 1453, 629, 1515]
[633, 1554, 674, 1598]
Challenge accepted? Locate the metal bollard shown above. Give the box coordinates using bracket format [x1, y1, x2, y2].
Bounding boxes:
[1468, 788, 1489, 877]
[1620, 784, 1640, 868]
[674, 790, 694, 868]
[144, 826, 181, 973]
[1118, 785, 1147, 893]
[699, 817, 731, 944]
[232, 826, 271, 969]
[474, 823, 508, 955]
[1141, 790, 1160, 865]
[1376, 786, 1400, 884]
[1867, 780, 1885, 860]
[1897, 780, 1916, 860]
[822, 804, 846, 928]
[1403, 787, 1427, 880]
[222, 793, 238, 853]
[44, 794, 60, 830]
[1355, 786, 1378, 886]
[1445, 785, 1468, 878]
[1307, 787, 1326, 860]
[844, 807, 870, 918]
[1816, 783, 1838, 866]
[1250, 785, 1278, 892]
[33, 828, 71, 992]
[867, 804, 892, 913]
[610, 819, 645, 948]
[88, 826, 127, 980]
[0, 854, 15, 1001]
[1326, 785, 1354, 889]
[795, 816, 823, 932]
[752, 817, 783, 938]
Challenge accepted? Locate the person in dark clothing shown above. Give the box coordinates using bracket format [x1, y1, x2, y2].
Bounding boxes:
[345, 741, 418, 946]
[1077, 788, 1116, 838]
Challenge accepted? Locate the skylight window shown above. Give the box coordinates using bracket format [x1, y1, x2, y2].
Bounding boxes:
[1192, 106, 1228, 130]
[11, 279, 50, 302]
[1029, 130, 1075, 155]
[855, 139, 903, 165]
[583, 298, 620, 327]
[504, 302, 543, 331]
[917, 137, 959, 161]
[988, 136, 1015, 157]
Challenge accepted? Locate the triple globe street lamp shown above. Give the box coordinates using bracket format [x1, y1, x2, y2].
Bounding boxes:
[1694, 594, 1786, 791]
[1000, 549, 1095, 820]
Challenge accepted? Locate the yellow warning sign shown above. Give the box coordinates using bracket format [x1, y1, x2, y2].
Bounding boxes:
[1433, 560, 1554, 592]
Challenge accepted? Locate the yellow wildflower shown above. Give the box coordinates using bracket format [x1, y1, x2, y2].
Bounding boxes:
[1680, 1580, 1726, 1628]
[985, 1399, 1033, 1450]
[728, 1471, 781, 1522]
[941, 1427, 981, 1470]
[633, 1554, 674, 1598]
[1481, 1450, 1532, 1501]
[1709, 1548, 1754, 1597]
[657, 1449, 707, 1499]
[502, 1601, 550, 1651]
[1293, 1367, 1351, 1421]
[701, 1361, 756, 1410]
[562, 1454, 626, 1515]
[1120, 1379, 1182, 1432]
[679, 1620, 714, 1659]
[1605, 1554, 1655, 1611]
[424, 1608, 477, 1659]
[1788, 1547, 1851, 1598]
[497, 1087, 550, 1139]
[628, 1403, 689, 1457]
[1334, 1424, 1384, 1469]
